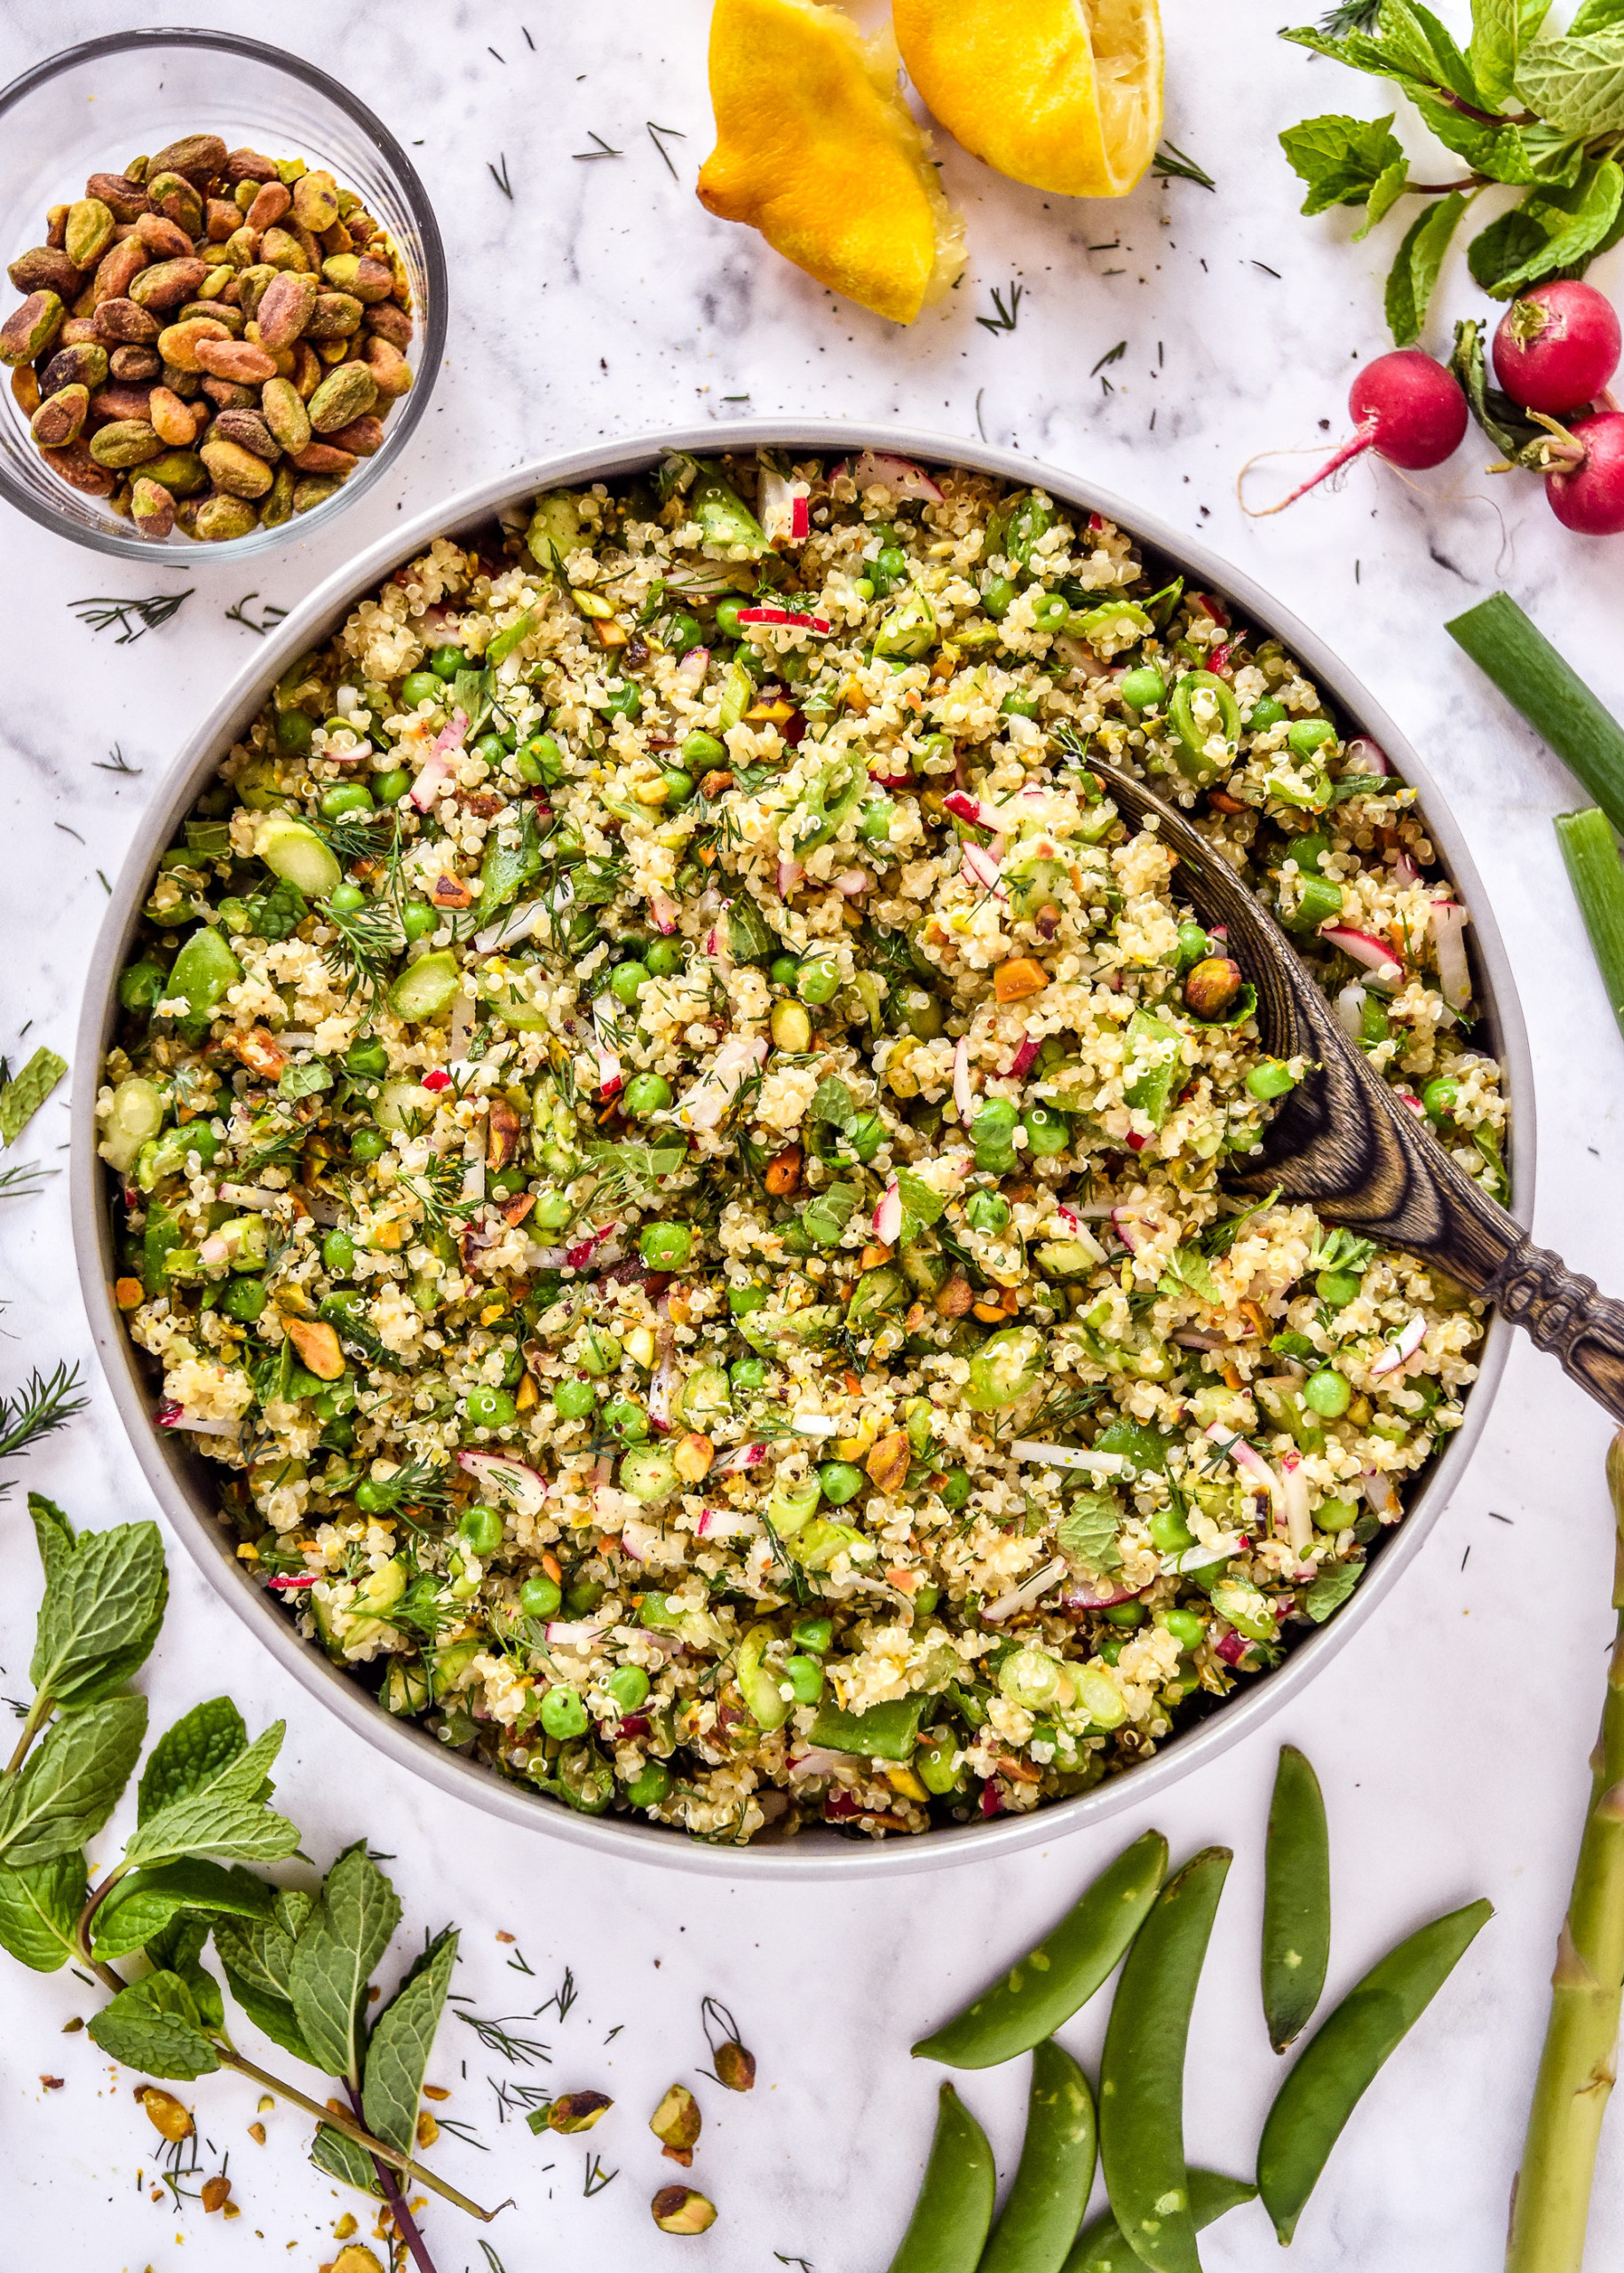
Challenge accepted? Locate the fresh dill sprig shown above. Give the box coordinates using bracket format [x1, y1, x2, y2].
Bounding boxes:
[93, 743, 141, 775]
[70, 590, 194, 645]
[321, 899, 405, 1002]
[360, 1457, 454, 1516]
[536, 1965, 579, 2022]
[1091, 339, 1129, 377]
[225, 591, 288, 637]
[0, 1361, 87, 1483]
[1152, 140, 1216, 190]
[456, 2010, 552, 2067]
[488, 152, 514, 199]
[0, 1160, 53, 1200]
[573, 131, 622, 161]
[1317, 0, 1380, 28]
[582, 2151, 618, 2197]
[977, 281, 1024, 336]
[401, 1155, 473, 1238]
[646, 120, 685, 179]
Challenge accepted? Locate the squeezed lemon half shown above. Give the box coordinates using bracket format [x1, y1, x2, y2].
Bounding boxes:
[698, 0, 967, 325]
[894, 0, 1164, 199]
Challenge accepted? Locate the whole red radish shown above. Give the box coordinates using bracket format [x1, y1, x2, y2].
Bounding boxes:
[1493, 281, 1620, 416]
[1546, 411, 1624, 534]
[1261, 350, 1468, 512]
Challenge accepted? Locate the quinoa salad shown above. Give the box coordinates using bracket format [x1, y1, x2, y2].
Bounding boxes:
[99, 447, 1509, 1844]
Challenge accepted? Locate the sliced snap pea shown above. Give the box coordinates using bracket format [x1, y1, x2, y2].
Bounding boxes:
[1063, 2169, 1258, 2272]
[980, 2039, 1096, 2273]
[1098, 1846, 1232, 2273]
[1256, 1896, 1492, 2245]
[913, 1831, 1168, 2070]
[1263, 1745, 1331, 2054]
[885, 2081, 996, 2273]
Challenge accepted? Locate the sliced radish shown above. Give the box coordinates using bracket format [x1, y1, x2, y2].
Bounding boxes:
[961, 843, 1007, 899]
[851, 448, 944, 503]
[648, 887, 678, 937]
[834, 867, 870, 896]
[1011, 1441, 1129, 1473]
[456, 1449, 548, 1517]
[1361, 1466, 1399, 1518]
[1335, 981, 1367, 1038]
[545, 1619, 606, 1650]
[953, 1034, 975, 1121]
[983, 1556, 1068, 1623]
[1059, 1574, 1149, 1612]
[421, 1068, 451, 1092]
[1206, 1422, 1283, 1509]
[1430, 899, 1471, 1012]
[1344, 735, 1390, 776]
[474, 893, 553, 955]
[1279, 1453, 1314, 1554]
[758, 466, 812, 544]
[1010, 1035, 1041, 1077]
[776, 855, 804, 899]
[714, 1442, 768, 1474]
[875, 1178, 904, 1245]
[1370, 1311, 1427, 1376]
[737, 606, 830, 634]
[1214, 1628, 1254, 1666]
[697, 1504, 759, 1538]
[676, 644, 710, 693]
[402, 711, 469, 811]
[943, 788, 991, 827]
[1320, 924, 1403, 988]
[565, 1222, 620, 1271]
[1391, 850, 1420, 887]
[678, 1033, 770, 1130]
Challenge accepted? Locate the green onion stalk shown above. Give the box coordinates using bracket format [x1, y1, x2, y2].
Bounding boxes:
[1505, 1432, 1624, 2271]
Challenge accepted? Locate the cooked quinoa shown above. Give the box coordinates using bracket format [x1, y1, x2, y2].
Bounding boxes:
[100, 448, 1509, 1844]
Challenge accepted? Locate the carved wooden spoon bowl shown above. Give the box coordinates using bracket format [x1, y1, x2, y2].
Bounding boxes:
[1088, 755, 1624, 1422]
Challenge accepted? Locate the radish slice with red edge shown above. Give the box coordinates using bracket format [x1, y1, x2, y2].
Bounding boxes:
[1370, 1311, 1427, 1376]
[456, 1449, 548, 1516]
[874, 1178, 903, 1245]
[850, 448, 944, 502]
[402, 710, 469, 810]
[983, 1556, 1069, 1622]
[1320, 924, 1403, 988]
[736, 606, 830, 634]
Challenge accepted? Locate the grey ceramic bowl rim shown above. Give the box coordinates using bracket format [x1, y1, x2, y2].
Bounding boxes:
[0, 25, 448, 560]
[72, 420, 1534, 1879]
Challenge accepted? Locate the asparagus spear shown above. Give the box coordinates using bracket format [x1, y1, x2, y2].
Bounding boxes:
[1505, 1432, 1624, 2271]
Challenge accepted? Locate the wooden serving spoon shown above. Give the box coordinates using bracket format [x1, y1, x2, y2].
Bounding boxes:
[1086, 754, 1624, 1423]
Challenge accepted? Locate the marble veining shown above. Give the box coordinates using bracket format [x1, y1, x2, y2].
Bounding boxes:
[3, 2, 1624, 2265]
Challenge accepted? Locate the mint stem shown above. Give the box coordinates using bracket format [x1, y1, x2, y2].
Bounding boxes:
[345, 2078, 440, 2273]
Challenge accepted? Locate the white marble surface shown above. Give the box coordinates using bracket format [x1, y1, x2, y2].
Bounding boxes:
[4, 1, 1624, 2266]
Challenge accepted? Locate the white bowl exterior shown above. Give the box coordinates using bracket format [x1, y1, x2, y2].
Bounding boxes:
[72, 422, 1535, 1879]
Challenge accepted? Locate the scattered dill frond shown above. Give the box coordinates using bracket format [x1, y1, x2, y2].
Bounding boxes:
[977, 281, 1024, 335]
[582, 2152, 618, 2196]
[225, 591, 288, 637]
[1090, 339, 1129, 377]
[456, 2010, 552, 2067]
[573, 132, 622, 161]
[1318, 0, 1380, 29]
[93, 743, 141, 775]
[1, 1362, 87, 1485]
[321, 900, 405, 1002]
[360, 1457, 454, 1517]
[488, 152, 514, 198]
[646, 120, 685, 179]
[0, 1160, 52, 1200]
[1152, 140, 1216, 190]
[70, 590, 194, 645]
[400, 1154, 473, 1238]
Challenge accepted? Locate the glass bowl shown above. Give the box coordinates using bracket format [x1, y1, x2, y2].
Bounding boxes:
[0, 28, 446, 560]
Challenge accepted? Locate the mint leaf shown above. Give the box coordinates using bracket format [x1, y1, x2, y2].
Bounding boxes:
[89, 1969, 220, 2079]
[289, 1844, 402, 2083]
[361, 1926, 459, 2155]
[1354, 156, 1412, 237]
[27, 1493, 75, 1590]
[894, 1168, 944, 1226]
[1572, 0, 1624, 30]
[0, 1854, 87, 1972]
[1280, 113, 1405, 214]
[1382, 0, 1484, 98]
[1385, 191, 1468, 345]
[138, 1699, 247, 1823]
[217, 1889, 319, 2067]
[1471, 0, 1555, 102]
[311, 2122, 384, 2196]
[277, 1060, 332, 1101]
[0, 1048, 67, 1147]
[1303, 1556, 1366, 1622]
[809, 1076, 857, 1130]
[0, 1694, 147, 1868]
[1479, 159, 1624, 294]
[1161, 1246, 1224, 1305]
[92, 1857, 274, 1960]
[1518, 26, 1624, 131]
[30, 1520, 168, 1712]
[122, 1720, 299, 1872]
[1056, 1489, 1125, 1572]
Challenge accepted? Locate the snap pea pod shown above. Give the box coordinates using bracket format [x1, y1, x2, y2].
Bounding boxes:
[1063, 2169, 1258, 2272]
[886, 2082, 996, 2273]
[1263, 1745, 1331, 2054]
[980, 2040, 1096, 2273]
[912, 1830, 1168, 2069]
[1098, 1846, 1232, 2273]
[1256, 1896, 1493, 2245]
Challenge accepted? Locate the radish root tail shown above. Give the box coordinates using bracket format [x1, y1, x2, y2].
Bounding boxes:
[1238, 423, 1380, 518]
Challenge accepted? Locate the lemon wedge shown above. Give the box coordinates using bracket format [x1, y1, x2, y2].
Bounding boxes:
[893, 0, 1164, 199]
[698, 0, 966, 326]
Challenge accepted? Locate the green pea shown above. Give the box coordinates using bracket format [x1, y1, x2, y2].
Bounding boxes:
[321, 1229, 355, 1276]
[118, 959, 169, 1013]
[606, 1663, 650, 1710]
[1162, 1606, 1206, 1651]
[860, 797, 897, 844]
[602, 683, 641, 724]
[1248, 1059, 1298, 1101]
[541, 1686, 590, 1739]
[623, 1073, 671, 1119]
[400, 902, 437, 941]
[517, 734, 566, 787]
[1001, 691, 1042, 721]
[682, 729, 728, 768]
[1316, 1269, 1362, 1309]
[353, 1477, 391, 1515]
[610, 959, 650, 1006]
[818, 1461, 865, 1506]
[1248, 696, 1288, 733]
[627, 1761, 671, 1808]
[1313, 1497, 1359, 1533]
[276, 708, 314, 756]
[1149, 1505, 1195, 1554]
[982, 573, 1017, 620]
[1104, 1598, 1146, 1628]
[714, 596, 746, 638]
[792, 1615, 834, 1654]
[374, 766, 410, 804]
[578, 1329, 622, 1377]
[554, 1378, 598, 1421]
[604, 1396, 649, 1441]
[1304, 1368, 1351, 1418]
[785, 1654, 824, 1704]
[1031, 590, 1072, 632]
[221, 1275, 266, 1322]
[474, 732, 509, 766]
[730, 1357, 766, 1390]
[1120, 664, 1168, 712]
[939, 1469, 971, 1509]
[329, 883, 366, 914]
[666, 612, 705, 655]
[1022, 1104, 1070, 1156]
[465, 1386, 518, 1430]
[973, 1098, 1017, 1141]
[350, 1127, 388, 1161]
[658, 767, 694, 808]
[320, 782, 375, 820]
[459, 1504, 504, 1556]
[646, 939, 684, 978]
[966, 1192, 1010, 1234]
[345, 1039, 389, 1079]
[640, 1223, 693, 1270]
[1422, 1076, 1459, 1123]
[520, 1573, 563, 1618]
[796, 955, 840, 1005]
[566, 1580, 605, 1618]
[430, 643, 467, 679]
[1287, 717, 1336, 756]
[400, 670, 442, 709]
[532, 1190, 572, 1231]
[1176, 922, 1213, 973]
[770, 954, 801, 987]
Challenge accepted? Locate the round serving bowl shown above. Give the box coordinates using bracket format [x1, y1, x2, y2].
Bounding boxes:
[73, 423, 1535, 1877]
[0, 28, 445, 559]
